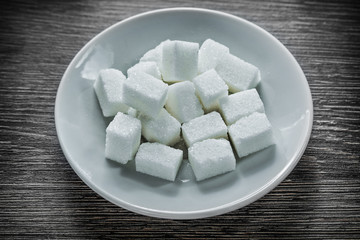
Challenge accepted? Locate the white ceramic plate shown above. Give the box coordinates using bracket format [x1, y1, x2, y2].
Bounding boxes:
[55, 8, 313, 219]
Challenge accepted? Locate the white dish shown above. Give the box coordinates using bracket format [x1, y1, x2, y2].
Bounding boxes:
[55, 8, 313, 219]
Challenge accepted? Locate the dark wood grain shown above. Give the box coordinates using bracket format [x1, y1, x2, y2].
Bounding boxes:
[1, 0, 359, 239]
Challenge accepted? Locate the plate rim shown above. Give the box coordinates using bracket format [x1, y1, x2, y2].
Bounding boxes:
[55, 7, 313, 219]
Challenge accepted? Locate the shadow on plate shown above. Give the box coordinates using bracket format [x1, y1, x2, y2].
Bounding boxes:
[116, 159, 180, 196]
[197, 169, 240, 194]
[105, 158, 122, 169]
[238, 145, 276, 177]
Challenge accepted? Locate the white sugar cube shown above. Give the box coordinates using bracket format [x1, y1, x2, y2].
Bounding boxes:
[193, 69, 228, 112]
[122, 71, 168, 118]
[93, 68, 129, 117]
[219, 89, 265, 125]
[105, 112, 141, 164]
[161, 40, 199, 82]
[140, 40, 171, 67]
[198, 39, 229, 73]
[182, 111, 228, 147]
[127, 61, 161, 80]
[228, 112, 274, 158]
[135, 142, 183, 181]
[165, 81, 204, 123]
[139, 108, 181, 146]
[188, 139, 236, 181]
[216, 54, 261, 93]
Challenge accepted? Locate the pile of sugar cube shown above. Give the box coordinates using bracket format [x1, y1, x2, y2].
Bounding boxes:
[93, 39, 274, 182]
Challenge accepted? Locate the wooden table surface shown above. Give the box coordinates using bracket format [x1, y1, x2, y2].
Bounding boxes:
[1, 0, 359, 239]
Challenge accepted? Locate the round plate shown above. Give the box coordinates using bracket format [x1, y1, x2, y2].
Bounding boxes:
[55, 8, 313, 219]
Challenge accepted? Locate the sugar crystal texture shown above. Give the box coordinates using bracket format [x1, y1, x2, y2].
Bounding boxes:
[165, 81, 204, 123]
[139, 108, 181, 146]
[198, 39, 229, 73]
[219, 89, 265, 125]
[135, 142, 183, 181]
[127, 61, 161, 80]
[182, 111, 228, 147]
[105, 112, 141, 164]
[140, 40, 171, 68]
[122, 71, 168, 118]
[188, 139, 236, 181]
[228, 112, 274, 158]
[193, 69, 228, 112]
[161, 40, 199, 82]
[93, 68, 129, 117]
[215, 54, 261, 93]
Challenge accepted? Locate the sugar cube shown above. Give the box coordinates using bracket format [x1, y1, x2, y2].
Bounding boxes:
[188, 139, 236, 181]
[140, 40, 171, 67]
[135, 142, 183, 181]
[139, 108, 181, 146]
[161, 40, 199, 82]
[93, 68, 129, 117]
[193, 69, 228, 112]
[219, 89, 265, 125]
[165, 81, 204, 123]
[122, 71, 168, 118]
[182, 111, 228, 147]
[228, 112, 274, 158]
[198, 39, 229, 73]
[127, 61, 161, 80]
[215, 54, 261, 93]
[105, 112, 141, 164]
